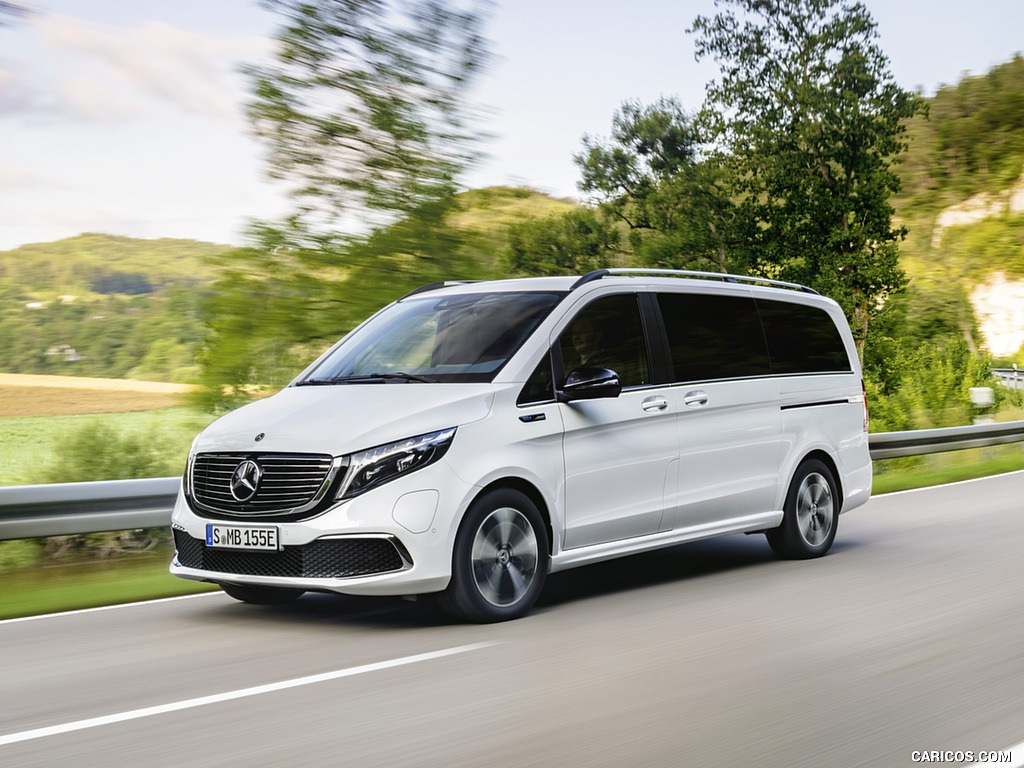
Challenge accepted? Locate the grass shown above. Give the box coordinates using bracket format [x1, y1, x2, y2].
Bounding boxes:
[0, 548, 219, 621]
[872, 444, 1024, 493]
[0, 373, 214, 486]
[0, 407, 218, 485]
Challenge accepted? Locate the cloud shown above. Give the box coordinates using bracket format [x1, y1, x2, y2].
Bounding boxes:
[27, 12, 271, 123]
[0, 59, 46, 115]
[0, 162, 58, 189]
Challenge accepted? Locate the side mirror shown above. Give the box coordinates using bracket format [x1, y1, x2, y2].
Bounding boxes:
[558, 367, 622, 402]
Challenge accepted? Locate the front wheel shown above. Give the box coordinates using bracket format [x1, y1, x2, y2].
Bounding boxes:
[766, 459, 838, 559]
[219, 583, 305, 605]
[438, 488, 549, 623]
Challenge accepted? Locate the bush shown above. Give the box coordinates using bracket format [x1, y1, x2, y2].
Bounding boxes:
[866, 335, 1001, 433]
[24, 421, 184, 563]
[0, 540, 43, 573]
[31, 420, 183, 484]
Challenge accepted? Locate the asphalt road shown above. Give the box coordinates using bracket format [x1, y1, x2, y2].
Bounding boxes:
[1, 471, 1023, 768]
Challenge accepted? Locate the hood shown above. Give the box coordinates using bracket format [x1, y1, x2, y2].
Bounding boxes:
[194, 383, 495, 456]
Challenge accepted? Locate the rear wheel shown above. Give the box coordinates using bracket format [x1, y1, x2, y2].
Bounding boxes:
[438, 488, 549, 623]
[766, 459, 838, 559]
[220, 583, 305, 605]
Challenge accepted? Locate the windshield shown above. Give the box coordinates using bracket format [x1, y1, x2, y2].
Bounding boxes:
[300, 291, 565, 384]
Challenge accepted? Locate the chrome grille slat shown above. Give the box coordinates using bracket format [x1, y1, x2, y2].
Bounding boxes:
[190, 452, 339, 520]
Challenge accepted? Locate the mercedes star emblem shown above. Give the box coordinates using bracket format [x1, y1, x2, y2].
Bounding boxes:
[230, 459, 262, 502]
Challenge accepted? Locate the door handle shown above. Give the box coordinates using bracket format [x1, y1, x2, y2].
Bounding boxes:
[641, 396, 669, 412]
[683, 391, 709, 407]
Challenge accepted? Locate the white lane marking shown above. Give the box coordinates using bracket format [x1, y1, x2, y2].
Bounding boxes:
[876, 468, 1024, 498]
[0, 642, 495, 747]
[970, 741, 1023, 767]
[0, 592, 222, 625]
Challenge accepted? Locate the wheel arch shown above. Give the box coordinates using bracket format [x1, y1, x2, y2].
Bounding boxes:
[794, 449, 843, 513]
[471, 476, 554, 556]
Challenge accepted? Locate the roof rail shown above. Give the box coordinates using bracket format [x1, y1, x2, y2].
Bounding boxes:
[399, 280, 480, 300]
[571, 268, 819, 295]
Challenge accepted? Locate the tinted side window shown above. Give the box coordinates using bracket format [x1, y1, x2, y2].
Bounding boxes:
[657, 293, 771, 382]
[559, 294, 650, 387]
[756, 299, 851, 374]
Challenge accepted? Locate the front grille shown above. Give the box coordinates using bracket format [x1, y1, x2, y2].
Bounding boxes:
[173, 530, 407, 579]
[191, 453, 339, 519]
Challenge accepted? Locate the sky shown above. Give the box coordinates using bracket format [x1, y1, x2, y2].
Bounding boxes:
[1, 0, 1023, 252]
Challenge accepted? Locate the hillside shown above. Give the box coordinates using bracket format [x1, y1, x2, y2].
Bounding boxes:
[0, 233, 229, 300]
[0, 234, 232, 382]
[893, 55, 1024, 361]
[0, 188, 577, 383]
[452, 186, 580, 276]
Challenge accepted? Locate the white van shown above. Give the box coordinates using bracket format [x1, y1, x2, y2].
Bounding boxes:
[170, 269, 872, 622]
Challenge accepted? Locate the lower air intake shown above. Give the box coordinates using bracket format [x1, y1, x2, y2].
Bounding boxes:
[173, 530, 407, 578]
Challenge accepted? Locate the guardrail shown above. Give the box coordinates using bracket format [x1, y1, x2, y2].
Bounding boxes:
[0, 477, 180, 541]
[1, 420, 1023, 541]
[868, 419, 1024, 459]
[994, 368, 1022, 390]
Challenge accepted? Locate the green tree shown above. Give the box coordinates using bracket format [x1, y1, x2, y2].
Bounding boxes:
[32, 421, 180, 484]
[505, 208, 622, 277]
[928, 55, 1024, 197]
[248, 0, 489, 221]
[198, 1, 493, 404]
[692, 0, 925, 354]
[574, 98, 738, 272]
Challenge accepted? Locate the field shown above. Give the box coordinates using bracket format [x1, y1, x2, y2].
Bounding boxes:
[0, 373, 214, 486]
[0, 373, 194, 418]
[0, 374, 222, 617]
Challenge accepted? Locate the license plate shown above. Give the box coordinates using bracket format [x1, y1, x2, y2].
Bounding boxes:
[206, 524, 279, 551]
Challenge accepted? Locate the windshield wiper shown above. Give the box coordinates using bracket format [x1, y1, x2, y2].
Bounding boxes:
[297, 372, 438, 386]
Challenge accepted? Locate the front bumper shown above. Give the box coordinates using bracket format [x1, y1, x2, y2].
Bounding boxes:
[169, 459, 474, 597]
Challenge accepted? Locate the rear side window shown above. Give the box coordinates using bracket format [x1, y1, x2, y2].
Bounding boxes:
[756, 299, 851, 374]
[657, 293, 771, 382]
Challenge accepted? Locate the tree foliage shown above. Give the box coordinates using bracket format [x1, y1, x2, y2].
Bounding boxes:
[197, 1, 494, 405]
[899, 55, 1024, 207]
[505, 208, 621, 277]
[692, 0, 925, 350]
[248, 0, 490, 221]
[575, 98, 738, 272]
[864, 335, 998, 432]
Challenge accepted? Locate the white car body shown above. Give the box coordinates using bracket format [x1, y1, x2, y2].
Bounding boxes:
[170, 270, 872, 621]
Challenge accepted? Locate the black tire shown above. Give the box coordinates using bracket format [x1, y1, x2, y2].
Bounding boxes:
[438, 488, 550, 623]
[219, 583, 305, 605]
[766, 459, 839, 560]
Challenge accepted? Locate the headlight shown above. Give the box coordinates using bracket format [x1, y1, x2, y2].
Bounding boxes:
[336, 428, 456, 500]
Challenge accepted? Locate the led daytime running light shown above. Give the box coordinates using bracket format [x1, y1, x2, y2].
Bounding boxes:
[338, 428, 456, 499]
